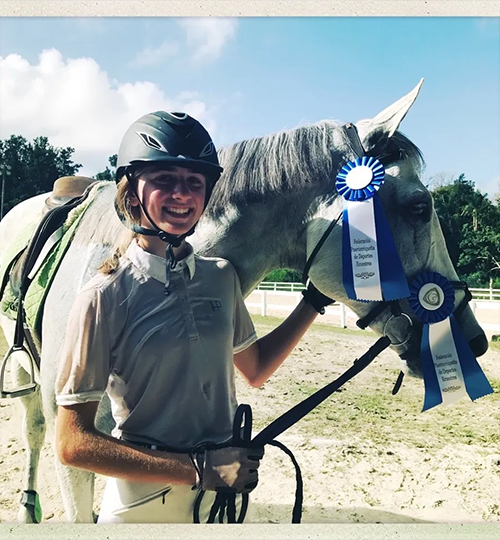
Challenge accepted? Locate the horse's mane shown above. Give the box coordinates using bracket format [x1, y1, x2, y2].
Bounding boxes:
[208, 119, 425, 216]
[74, 119, 425, 248]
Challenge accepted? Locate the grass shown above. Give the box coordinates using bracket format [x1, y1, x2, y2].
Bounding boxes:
[243, 313, 500, 450]
[490, 341, 500, 352]
[2, 312, 498, 451]
[250, 313, 377, 339]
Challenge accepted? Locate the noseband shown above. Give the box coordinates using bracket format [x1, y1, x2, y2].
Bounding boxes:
[357, 280, 472, 346]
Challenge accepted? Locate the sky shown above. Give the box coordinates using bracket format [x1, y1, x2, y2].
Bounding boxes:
[0, 16, 499, 198]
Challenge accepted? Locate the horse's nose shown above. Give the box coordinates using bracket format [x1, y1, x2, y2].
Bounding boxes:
[468, 334, 489, 357]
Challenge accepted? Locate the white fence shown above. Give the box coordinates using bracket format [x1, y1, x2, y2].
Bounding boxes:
[256, 282, 500, 300]
[246, 283, 500, 337]
[469, 288, 500, 301]
[247, 289, 350, 327]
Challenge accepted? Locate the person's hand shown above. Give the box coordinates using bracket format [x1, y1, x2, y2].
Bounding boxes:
[192, 445, 264, 493]
[301, 281, 335, 314]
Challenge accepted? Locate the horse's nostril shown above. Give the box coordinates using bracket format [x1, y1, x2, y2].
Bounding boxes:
[409, 202, 428, 215]
[468, 334, 489, 357]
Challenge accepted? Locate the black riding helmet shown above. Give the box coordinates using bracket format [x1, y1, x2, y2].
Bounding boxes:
[115, 111, 224, 294]
[117, 110, 223, 202]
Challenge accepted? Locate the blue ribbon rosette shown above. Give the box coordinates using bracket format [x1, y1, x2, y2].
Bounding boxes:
[336, 157, 410, 302]
[409, 271, 493, 411]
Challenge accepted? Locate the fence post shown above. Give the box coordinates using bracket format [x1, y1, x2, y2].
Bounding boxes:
[340, 302, 346, 328]
[490, 278, 493, 301]
[261, 290, 267, 317]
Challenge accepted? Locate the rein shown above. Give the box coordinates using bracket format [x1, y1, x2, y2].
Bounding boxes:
[193, 335, 392, 523]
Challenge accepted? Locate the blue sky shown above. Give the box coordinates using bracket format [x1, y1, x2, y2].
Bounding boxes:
[0, 17, 499, 198]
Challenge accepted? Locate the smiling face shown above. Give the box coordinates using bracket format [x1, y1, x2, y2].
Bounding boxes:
[131, 165, 207, 237]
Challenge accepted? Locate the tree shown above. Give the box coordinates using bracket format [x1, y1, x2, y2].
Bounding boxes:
[0, 135, 81, 215]
[94, 154, 117, 181]
[424, 171, 455, 191]
[432, 174, 500, 287]
[263, 268, 303, 282]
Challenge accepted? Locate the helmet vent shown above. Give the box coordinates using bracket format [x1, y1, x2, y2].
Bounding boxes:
[199, 141, 215, 158]
[137, 132, 169, 153]
[168, 112, 189, 120]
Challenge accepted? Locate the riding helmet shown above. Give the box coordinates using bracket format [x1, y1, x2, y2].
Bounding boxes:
[116, 111, 223, 202]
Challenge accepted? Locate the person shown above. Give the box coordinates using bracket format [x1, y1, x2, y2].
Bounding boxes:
[54, 110, 333, 523]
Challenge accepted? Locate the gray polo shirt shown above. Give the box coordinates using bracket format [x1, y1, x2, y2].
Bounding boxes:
[55, 240, 257, 449]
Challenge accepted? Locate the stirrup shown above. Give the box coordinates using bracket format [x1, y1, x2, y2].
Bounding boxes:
[0, 343, 38, 399]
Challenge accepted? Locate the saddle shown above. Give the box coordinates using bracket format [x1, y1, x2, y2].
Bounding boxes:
[0, 176, 105, 398]
[8, 177, 97, 299]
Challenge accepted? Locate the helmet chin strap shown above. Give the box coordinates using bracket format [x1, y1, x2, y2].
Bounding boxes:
[120, 171, 198, 295]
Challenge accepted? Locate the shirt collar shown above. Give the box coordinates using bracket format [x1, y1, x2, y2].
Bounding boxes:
[125, 239, 196, 282]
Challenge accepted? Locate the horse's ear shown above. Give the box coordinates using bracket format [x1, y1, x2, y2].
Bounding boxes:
[358, 78, 424, 153]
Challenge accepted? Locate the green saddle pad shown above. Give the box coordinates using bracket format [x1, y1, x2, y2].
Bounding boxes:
[0, 181, 109, 339]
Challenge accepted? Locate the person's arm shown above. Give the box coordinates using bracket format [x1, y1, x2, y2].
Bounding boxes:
[234, 298, 318, 388]
[57, 402, 264, 493]
[56, 402, 196, 485]
[234, 283, 334, 388]
[56, 285, 263, 493]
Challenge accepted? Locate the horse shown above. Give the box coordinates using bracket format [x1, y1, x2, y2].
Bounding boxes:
[0, 80, 488, 523]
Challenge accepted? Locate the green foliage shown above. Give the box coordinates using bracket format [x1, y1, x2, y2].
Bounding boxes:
[463, 273, 500, 289]
[0, 135, 81, 216]
[432, 174, 500, 286]
[94, 154, 117, 181]
[263, 268, 303, 282]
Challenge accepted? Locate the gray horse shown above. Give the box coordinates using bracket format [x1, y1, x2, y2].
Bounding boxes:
[0, 80, 487, 522]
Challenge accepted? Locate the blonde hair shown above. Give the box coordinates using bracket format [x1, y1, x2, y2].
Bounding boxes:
[99, 175, 139, 274]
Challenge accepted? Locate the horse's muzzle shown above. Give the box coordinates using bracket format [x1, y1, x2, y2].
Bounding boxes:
[397, 330, 423, 378]
[398, 329, 489, 379]
[468, 334, 488, 357]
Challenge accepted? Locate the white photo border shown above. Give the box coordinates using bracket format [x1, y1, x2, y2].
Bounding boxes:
[0, 2, 499, 539]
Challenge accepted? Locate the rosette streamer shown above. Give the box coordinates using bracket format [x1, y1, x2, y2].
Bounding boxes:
[409, 271, 493, 411]
[336, 157, 409, 301]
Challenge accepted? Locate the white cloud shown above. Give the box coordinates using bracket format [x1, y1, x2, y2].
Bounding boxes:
[130, 18, 238, 68]
[130, 41, 179, 67]
[0, 49, 217, 176]
[178, 18, 238, 62]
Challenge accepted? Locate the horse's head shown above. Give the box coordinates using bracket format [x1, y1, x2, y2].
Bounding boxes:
[307, 80, 488, 377]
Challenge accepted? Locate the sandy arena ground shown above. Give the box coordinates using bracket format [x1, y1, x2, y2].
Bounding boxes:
[1, 314, 499, 524]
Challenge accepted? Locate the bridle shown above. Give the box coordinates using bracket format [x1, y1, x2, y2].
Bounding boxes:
[301, 123, 415, 343]
[301, 122, 474, 387]
[355, 280, 472, 332]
